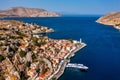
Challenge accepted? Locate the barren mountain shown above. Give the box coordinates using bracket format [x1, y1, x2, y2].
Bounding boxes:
[96, 12, 120, 25]
[0, 7, 60, 18]
[96, 12, 120, 29]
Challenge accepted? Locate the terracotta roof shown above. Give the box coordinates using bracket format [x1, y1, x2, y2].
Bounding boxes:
[39, 74, 45, 79]
[29, 69, 35, 73]
[45, 70, 51, 76]
[20, 45, 25, 49]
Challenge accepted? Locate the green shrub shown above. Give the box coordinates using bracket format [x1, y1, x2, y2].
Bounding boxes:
[69, 39, 73, 43]
[19, 50, 26, 58]
[0, 55, 5, 62]
[32, 53, 38, 62]
[26, 61, 31, 67]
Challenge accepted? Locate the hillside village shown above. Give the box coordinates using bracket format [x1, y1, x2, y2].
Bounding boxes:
[0, 20, 82, 80]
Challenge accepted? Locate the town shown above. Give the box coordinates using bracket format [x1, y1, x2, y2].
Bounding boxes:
[0, 20, 86, 80]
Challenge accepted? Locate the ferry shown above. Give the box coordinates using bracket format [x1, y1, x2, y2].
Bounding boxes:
[66, 63, 88, 71]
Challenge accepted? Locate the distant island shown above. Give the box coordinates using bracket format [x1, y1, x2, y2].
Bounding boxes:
[0, 7, 60, 18]
[96, 12, 120, 30]
[0, 20, 86, 80]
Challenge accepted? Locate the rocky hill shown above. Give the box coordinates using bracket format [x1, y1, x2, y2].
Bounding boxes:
[96, 12, 120, 29]
[0, 7, 60, 18]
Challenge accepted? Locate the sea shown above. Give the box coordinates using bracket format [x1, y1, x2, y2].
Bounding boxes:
[1, 15, 120, 80]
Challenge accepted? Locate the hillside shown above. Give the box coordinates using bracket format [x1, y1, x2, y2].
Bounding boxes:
[96, 12, 120, 29]
[0, 7, 60, 18]
[0, 20, 83, 80]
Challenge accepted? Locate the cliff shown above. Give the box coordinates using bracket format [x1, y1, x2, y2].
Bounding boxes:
[0, 7, 60, 18]
[96, 12, 120, 29]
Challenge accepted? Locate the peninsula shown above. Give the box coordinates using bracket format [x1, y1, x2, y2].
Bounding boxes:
[96, 12, 120, 30]
[0, 7, 60, 18]
[0, 20, 86, 80]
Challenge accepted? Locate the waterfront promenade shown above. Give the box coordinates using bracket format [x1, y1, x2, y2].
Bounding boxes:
[47, 42, 86, 80]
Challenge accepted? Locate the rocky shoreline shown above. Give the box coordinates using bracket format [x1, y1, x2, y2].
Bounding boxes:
[96, 12, 120, 30]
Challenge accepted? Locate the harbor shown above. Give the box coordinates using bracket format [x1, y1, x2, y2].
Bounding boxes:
[49, 41, 87, 80]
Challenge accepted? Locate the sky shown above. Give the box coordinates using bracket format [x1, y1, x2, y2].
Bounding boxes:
[0, 0, 120, 15]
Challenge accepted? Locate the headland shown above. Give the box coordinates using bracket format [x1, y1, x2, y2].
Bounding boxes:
[96, 12, 120, 30]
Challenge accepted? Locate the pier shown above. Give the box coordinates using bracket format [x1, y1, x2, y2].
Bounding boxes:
[66, 63, 88, 70]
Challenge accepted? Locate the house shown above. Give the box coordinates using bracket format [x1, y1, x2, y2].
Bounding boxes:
[39, 74, 45, 80]
[19, 45, 26, 51]
[45, 70, 51, 77]
[28, 68, 37, 77]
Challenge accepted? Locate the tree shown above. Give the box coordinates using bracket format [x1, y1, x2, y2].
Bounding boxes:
[19, 71, 26, 80]
[26, 61, 31, 67]
[69, 39, 73, 43]
[19, 50, 27, 58]
[0, 55, 5, 62]
[32, 53, 38, 62]
[51, 78, 57, 80]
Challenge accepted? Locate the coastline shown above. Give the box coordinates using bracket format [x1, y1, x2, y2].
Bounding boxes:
[0, 20, 87, 80]
[96, 20, 120, 30]
[48, 42, 87, 80]
[113, 25, 120, 30]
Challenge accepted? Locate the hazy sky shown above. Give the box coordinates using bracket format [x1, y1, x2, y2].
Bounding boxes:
[0, 0, 120, 15]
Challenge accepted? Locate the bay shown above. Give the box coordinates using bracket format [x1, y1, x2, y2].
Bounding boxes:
[2, 16, 120, 80]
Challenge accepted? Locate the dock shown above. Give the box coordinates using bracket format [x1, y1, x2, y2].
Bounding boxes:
[66, 63, 88, 70]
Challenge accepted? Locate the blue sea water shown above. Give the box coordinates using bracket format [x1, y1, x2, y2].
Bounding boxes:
[2, 16, 120, 80]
